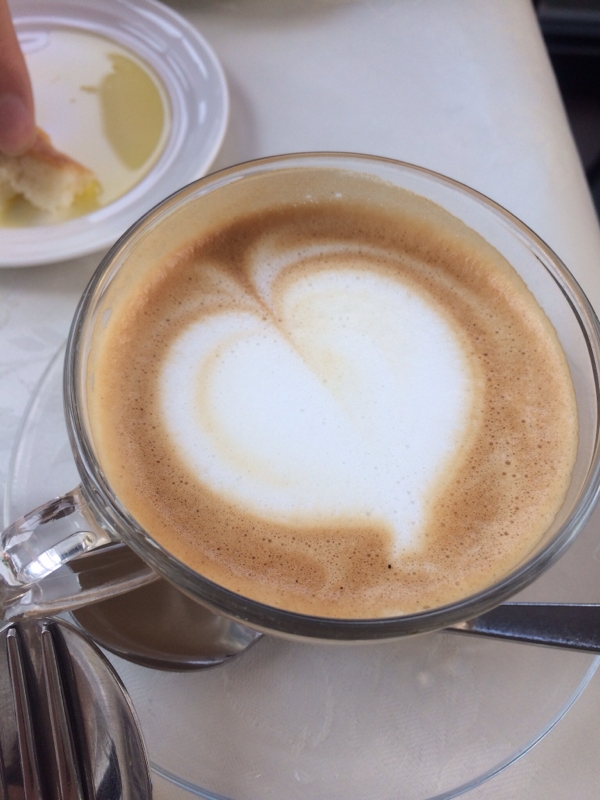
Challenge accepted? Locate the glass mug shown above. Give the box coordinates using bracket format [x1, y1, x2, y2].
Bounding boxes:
[2, 152, 600, 641]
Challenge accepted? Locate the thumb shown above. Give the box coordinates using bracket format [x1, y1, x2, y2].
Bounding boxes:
[0, 0, 35, 156]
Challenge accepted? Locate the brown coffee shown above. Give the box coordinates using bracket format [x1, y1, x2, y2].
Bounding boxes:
[87, 169, 578, 618]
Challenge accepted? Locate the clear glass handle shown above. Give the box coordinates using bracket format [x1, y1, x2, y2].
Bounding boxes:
[0, 485, 158, 620]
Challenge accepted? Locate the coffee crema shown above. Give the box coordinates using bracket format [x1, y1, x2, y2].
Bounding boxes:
[88, 170, 578, 618]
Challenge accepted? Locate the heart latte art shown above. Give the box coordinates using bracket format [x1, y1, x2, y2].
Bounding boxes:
[163, 246, 468, 553]
[90, 175, 578, 618]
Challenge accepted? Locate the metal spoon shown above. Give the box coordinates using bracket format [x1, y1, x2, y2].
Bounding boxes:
[70, 575, 263, 671]
[448, 601, 600, 653]
[0, 617, 152, 799]
[68, 571, 600, 670]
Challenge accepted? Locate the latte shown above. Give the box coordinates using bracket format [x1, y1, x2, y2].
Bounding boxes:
[88, 168, 578, 618]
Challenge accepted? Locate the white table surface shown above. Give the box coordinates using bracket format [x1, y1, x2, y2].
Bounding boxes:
[2, 0, 600, 797]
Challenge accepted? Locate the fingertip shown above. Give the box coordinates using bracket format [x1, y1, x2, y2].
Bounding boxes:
[0, 94, 35, 156]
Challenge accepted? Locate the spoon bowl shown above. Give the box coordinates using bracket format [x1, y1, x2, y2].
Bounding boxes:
[0, 617, 152, 799]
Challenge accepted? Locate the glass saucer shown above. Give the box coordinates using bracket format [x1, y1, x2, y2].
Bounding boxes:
[5, 345, 600, 800]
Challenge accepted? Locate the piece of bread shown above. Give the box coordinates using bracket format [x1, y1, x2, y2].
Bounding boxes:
[0, 128, 98, 212]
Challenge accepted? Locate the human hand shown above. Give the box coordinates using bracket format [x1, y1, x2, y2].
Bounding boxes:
[0, 0, 35, 156]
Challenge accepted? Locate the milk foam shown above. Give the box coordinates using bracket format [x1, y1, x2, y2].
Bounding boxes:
[161, 249, 470, 553]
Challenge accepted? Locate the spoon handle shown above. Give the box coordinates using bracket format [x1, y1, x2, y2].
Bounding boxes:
[448, 603, 600, 653]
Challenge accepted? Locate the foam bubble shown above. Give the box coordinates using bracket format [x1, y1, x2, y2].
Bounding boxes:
[160, 257, 470, 552]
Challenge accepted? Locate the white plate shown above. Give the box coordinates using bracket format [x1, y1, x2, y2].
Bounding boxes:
[1, 0, 229, 267]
